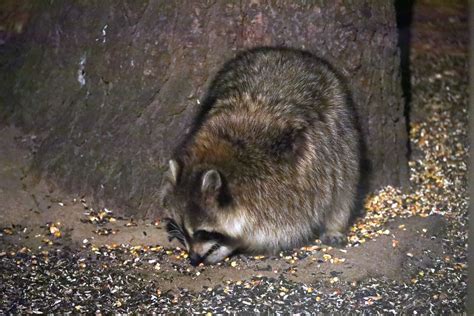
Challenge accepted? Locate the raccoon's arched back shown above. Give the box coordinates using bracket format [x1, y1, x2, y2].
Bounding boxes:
[206, 47, 348, 112]
[176, 47, 354, 159]
[175, 47, 359, 185]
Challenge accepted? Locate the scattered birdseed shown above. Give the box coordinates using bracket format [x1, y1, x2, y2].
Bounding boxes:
[47, 223, 62, 238]
[93, 227, 118, 236]
[2, 228, 13, 235]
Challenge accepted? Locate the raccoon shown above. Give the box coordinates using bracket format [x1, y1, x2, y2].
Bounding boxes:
[160, 47, 360, 266]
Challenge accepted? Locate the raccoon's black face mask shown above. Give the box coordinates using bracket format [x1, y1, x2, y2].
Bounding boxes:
[160, 159, 238, 266]
[164, 218, 236, 266]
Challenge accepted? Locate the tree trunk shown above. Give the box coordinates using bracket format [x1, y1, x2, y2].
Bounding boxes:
[5, 0, 408, 218]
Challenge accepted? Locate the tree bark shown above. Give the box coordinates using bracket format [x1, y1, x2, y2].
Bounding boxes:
[7, 0, 408, 217]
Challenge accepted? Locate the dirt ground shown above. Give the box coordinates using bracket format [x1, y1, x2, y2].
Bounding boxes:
[0, 124, 449, 292]
[0, 0, 468, 313]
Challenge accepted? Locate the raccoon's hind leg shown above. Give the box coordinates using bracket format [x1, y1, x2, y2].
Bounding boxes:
[319, 192, 354, 247]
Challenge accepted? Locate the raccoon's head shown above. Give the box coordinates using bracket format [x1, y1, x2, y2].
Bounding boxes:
[160, 159, 240, 266]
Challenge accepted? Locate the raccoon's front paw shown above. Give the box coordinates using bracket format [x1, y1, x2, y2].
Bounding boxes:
[320, 232, 347, 247]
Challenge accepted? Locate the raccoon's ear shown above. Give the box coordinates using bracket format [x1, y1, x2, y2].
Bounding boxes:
[168, 159, 180, 185]
[201, 169, 222, 195]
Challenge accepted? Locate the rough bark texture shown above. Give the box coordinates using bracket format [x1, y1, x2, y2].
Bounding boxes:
[4, 0, 408, 218]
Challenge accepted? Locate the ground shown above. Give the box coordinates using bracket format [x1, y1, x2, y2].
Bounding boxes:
[0, 1, 468, 313]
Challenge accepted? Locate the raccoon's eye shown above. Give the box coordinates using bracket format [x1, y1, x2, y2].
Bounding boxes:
[194, 230, 227, 243]
[193, 230, 212, 241]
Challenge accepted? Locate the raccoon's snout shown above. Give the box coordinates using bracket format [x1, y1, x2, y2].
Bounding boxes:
[189, 253, 204, 266]
[190, 242, 220, 265]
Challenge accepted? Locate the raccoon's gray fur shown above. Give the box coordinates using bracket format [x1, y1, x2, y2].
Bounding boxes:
[160, 47, 360, 266]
